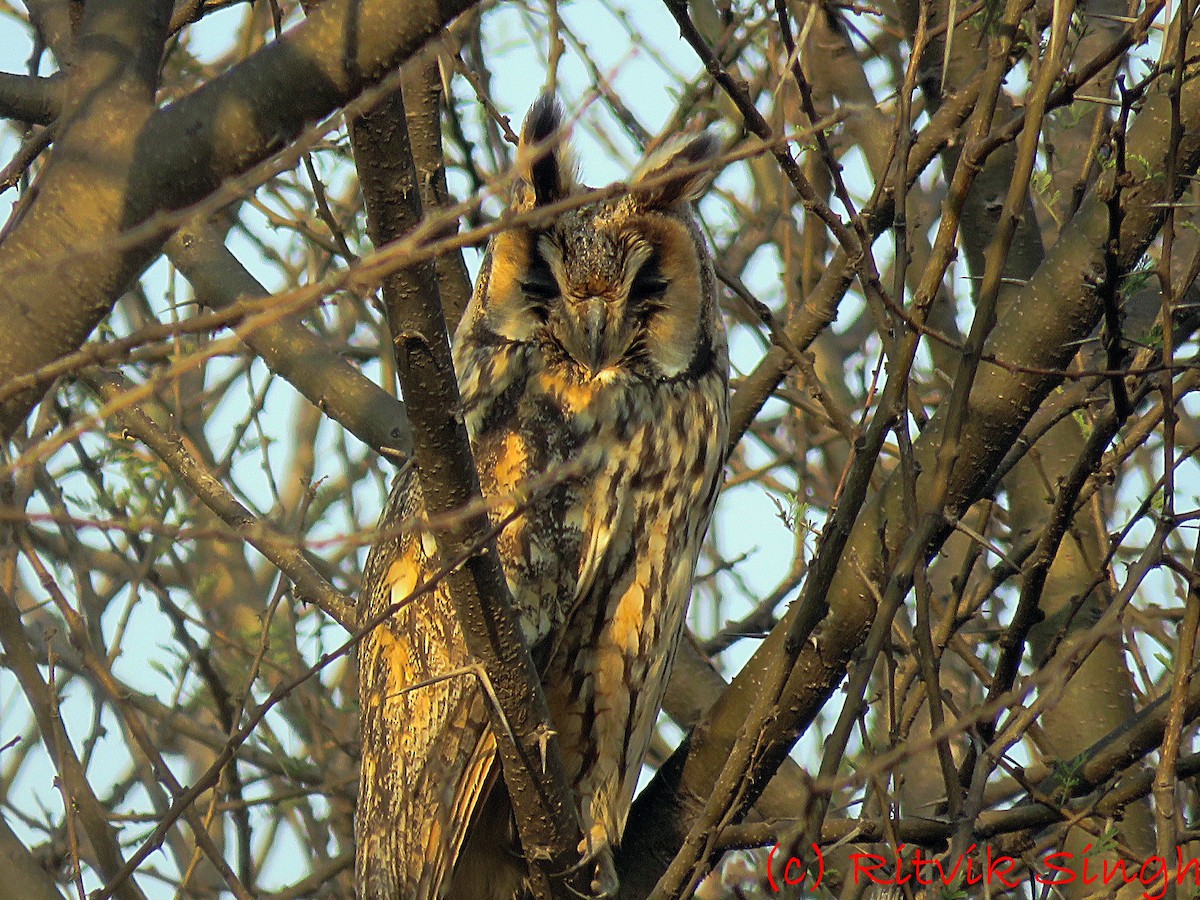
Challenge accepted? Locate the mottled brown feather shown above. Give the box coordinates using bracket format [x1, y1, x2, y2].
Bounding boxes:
[357, 98, 726, 899]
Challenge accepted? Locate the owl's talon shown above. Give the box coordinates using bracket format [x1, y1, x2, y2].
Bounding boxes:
[565, 825, 617, 899]
[558, 851, 617, 899]
[590, 855, 619, 899]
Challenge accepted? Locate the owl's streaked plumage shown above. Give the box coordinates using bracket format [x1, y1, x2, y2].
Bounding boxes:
[357, 96, 728, 899]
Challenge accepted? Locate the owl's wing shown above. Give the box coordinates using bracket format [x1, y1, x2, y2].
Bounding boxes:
[356, 467, 503, 900]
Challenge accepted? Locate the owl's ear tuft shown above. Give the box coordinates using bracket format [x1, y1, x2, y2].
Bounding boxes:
[516, 94, 576, 206]
[632, 132, 721, 209]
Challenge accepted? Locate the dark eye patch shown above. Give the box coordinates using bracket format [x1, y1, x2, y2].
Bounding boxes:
[520, 246, 558, 307]
[630, 253, 668, 305]
[520, 277, 558, 301]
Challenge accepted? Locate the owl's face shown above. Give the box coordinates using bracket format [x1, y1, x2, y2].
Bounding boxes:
[462, 97, 724, 384]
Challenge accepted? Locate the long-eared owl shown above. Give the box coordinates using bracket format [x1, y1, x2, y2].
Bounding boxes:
[357, 96, 729, 899]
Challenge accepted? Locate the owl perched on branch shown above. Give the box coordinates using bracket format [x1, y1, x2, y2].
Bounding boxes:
[357, 96, 729, 899]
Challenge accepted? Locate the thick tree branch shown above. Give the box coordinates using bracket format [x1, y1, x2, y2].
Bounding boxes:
[0, 72, 63, 126]
[24, 0, 76, 65]
[0, 0, 173, 436]
[0, 813, 68, 900]
[0, 0, 481, 441]
[349, 79, 594, 898]
[401, 57, 474, 332]
[662, 636, 815, 824]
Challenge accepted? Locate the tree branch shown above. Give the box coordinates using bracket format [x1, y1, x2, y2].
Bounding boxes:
[165, 219, 412, 461]
[401, 57, 474, 331]
[82, 370, 357, 629]
[0, 578, 147, 900]
[0, 0, 481, 440]
[0, 813, 68, 900]
[620, 13, 1200, 894]
[0, 72, 62, 126]
[719, 745, 1200, 854]
[349, 80, 594, 898]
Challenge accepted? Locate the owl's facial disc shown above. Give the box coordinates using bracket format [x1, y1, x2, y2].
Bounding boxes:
[531, 234, 673, 378]
[502, 213, 706, 381]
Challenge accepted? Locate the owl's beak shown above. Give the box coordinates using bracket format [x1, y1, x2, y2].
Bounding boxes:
[565, 296, 621, 376]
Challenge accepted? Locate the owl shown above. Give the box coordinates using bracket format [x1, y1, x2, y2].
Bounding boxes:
[356, 96, 728, 899]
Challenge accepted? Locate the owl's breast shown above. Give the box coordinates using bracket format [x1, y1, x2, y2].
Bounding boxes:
[463, 348, 726, 651]
[465, 356, 605, 647]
